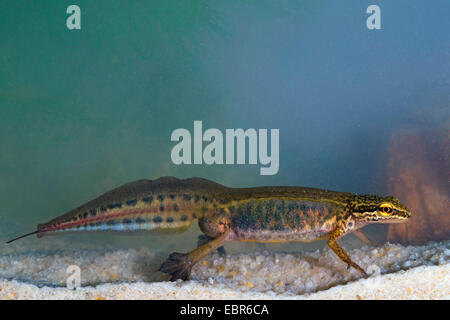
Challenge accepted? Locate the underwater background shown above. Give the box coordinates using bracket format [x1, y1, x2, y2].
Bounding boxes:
[0, 0, 449, 259]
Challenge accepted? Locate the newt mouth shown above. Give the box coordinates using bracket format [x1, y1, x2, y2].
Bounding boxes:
[378, 218, 409, 224]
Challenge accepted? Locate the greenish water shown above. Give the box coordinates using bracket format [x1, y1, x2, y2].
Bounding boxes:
[0, 1, 449, 253]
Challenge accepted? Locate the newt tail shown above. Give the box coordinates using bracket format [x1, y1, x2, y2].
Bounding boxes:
[7, 176, 411, 281]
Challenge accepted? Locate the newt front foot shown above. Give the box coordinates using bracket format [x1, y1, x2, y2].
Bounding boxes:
[347, 262, 369, 278]
[328, 227, 369, 278]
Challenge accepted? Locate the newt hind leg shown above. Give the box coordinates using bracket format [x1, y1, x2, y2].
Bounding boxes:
[197, 234, 227, 256]
[159, 218, 232, 281]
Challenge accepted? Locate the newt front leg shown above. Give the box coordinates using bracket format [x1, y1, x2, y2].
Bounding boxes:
[328, 227, 368, 277]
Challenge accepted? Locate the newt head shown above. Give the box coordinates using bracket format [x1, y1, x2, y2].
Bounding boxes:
[349, 195, 411, 224]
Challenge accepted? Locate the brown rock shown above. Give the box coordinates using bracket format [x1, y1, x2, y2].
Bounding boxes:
[386, 128, 449, 245]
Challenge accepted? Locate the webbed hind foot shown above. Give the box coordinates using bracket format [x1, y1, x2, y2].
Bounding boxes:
[160, 230, 232, 281]
[159, 252, 193, 281]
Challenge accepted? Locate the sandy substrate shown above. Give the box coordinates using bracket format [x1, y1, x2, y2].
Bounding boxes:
[1, 263, 448, 299]
[0, 240, 449, 299]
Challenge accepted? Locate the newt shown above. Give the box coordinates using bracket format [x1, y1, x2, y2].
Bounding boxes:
[7, 177, 411, 280]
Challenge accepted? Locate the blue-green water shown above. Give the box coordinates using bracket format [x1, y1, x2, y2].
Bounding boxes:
[0, 1, 449, 252]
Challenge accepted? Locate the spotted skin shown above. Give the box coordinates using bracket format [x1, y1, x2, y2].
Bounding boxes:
[8, 177, 411, 281]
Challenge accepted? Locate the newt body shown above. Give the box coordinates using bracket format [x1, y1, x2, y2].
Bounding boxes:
[7, 177, 411, 280]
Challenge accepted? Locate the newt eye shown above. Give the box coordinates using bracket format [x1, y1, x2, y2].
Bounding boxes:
[379, 203, 393, 216]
